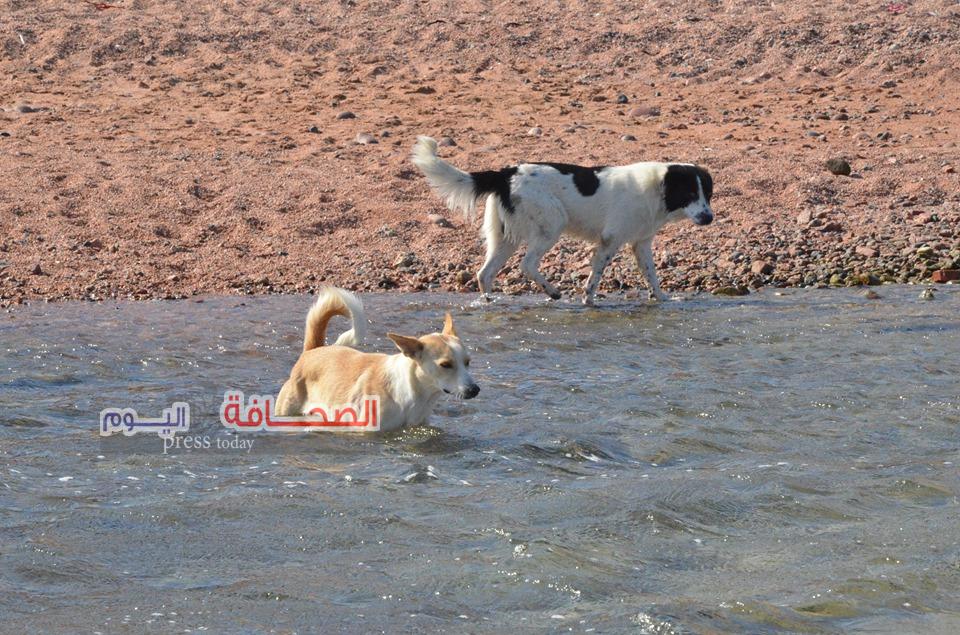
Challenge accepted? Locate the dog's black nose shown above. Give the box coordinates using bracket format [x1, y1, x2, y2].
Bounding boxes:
[462, 384, 480, 399]
[695, 213, 713, 226]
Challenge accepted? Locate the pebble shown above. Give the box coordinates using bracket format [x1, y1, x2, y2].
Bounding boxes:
[712, 285, 749, 296]
[943, 165, 955, 174]
[855, 246, 879, 258]
[919, 288, 935, 300]
[863, 289, 881, 300]
[355, 133, 377, 145]
[31, 263, 43, 275]
[796, 210, 813, 224]
[620, 134, 636, 141]
[825, 158, 851, 176]
[427, 213, 452, 228]
[455, 271, 473, 285]
[616, 93, 629, 104]
[307, 125, 320, 133]
[750, 260, 773, 275]
[393, 253, 417, 268]
[527, 127, 543, 137]
[628, 106, 660, 118]
[438, 136, 457, 147]
[336, 111, 356, 120]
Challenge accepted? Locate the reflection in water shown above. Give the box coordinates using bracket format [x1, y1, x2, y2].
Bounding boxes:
[0, 287, 958, 633]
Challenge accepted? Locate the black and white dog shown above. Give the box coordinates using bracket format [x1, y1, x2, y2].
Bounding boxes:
[412, 136, 714, 304]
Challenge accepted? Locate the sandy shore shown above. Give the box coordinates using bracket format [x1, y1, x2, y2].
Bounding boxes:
[1, 0, 958, 306]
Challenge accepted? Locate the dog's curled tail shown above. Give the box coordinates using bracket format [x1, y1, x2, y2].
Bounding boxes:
[412, 135, 515, 221]
[303, 287, 366, 352]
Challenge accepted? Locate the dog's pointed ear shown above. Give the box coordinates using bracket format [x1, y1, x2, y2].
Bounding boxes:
[442, 312, 457, 338]
[387, 333, 423, 359]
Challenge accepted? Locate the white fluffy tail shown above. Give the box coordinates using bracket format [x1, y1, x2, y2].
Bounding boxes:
[303, 287, 366, 351]
[411, 136, 482, 219]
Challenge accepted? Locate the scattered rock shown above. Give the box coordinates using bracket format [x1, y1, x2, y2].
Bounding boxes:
[455, 270, 472, 285]
[620, 134, 636, 141]
[825, 158, 851, 176]
[438, 136, 457, 147]
[307, 125, 320, 133]
[750, 260, 774, 275]
[355, 133, 378, 145]
[862, 289, 881, 299]
[919, 288, 935, 300]
[393, 252, 417, 268]
[616, 93, 629, 104]
[712, 285, 749, 296]
[16, 104, 45, 114]
[820, 222, 843, 233]
[796, 210, 813, 224]
[855, 246, 879, 258]
[527, 127, 542, 137]
[31, 263, 43, 275]
[628, 106, 660, 118]
[943, 165, 955, 174]
[336, 111, 356, 120]
[931, 269, 959, 283]
[427, 213, 452, 228]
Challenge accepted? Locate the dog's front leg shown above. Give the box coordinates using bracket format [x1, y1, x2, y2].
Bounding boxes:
[632, 239, 669, 301]
[583, 239, 620, 306]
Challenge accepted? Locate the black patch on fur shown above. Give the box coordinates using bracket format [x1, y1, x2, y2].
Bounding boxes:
[664, 164, 712, 212]
[471, 166, 519, 213]
[536, 162, 605, 196]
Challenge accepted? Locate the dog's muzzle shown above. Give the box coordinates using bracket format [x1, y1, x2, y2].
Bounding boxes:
[694, 212, 713, 226]
[459, 384, 480, 400]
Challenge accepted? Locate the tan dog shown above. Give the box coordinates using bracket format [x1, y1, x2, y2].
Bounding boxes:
[276, 287, 479, 432]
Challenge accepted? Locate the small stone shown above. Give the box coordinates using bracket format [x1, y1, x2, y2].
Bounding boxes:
[355, 133, 377, 145]
[527, 127, 542, 137]
[880, 79, 897, 89]
[31, 263, 43, 275]
[336, 111, 356, 120]
[427, 213, 452, 228]
[438, 136, 457, 147]
[931, 269, 960, 283]
[855, 246, 879, 258]
[943, 165, 955, 174]
[825, 158, 851, 176]
[628, 106, 660, 118]
[750, 260, 774, 275]
[455, 271, 473, 285]
[829, 273, 845, 286]
[620, 134, 636, 141]
[393, 252, 416, 268]
[820, 222, 843, 233]
[863, 289, 881, 300]
[616, 93, 629, 104]
[712, 285, 749, 296]
[307, 125, 320, 133]
[919, 288, 935, 300]
[796, 210, 813, 224]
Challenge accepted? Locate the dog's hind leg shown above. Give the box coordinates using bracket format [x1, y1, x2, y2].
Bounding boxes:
[583, 238, 621, 306]
[631, 238, 669, 301]
[520, 232, 562, 300]
[477, 196, 518, 297]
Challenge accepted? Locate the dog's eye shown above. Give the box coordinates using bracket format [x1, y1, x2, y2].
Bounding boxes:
[438, 360, 453, 369]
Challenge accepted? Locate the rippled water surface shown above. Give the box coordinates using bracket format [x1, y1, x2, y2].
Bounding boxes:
[1, 287, 958, 633]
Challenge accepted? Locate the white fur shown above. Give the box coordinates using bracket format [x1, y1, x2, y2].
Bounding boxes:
[304, 287, 366, 348]
[412, 137, 714, 304]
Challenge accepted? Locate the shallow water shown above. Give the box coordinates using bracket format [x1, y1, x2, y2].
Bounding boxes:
[1, 287, 958, 633]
